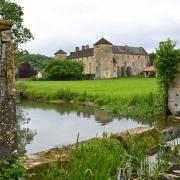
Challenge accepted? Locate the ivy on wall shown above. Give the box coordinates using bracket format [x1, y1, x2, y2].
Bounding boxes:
[154, 39, 180, 118]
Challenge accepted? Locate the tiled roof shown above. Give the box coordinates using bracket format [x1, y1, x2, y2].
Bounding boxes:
[94, 38, 112, 46]
[54, 49, 67, 55]
[67, 45, 148, 59]
[67, 48, 94, 59]
[113, 46, 148, 55]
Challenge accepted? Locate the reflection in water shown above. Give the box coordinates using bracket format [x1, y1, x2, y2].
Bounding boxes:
[20, 101, 150, 154]
[16, 106, 36, 156]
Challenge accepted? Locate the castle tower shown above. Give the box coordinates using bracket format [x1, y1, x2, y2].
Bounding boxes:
[54, 49, 67, 60]
[94, 37, 113, 79]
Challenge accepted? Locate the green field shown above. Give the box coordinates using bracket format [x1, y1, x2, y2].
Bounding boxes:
[17, 77, 156, 98]
[16, 77, 160, 119]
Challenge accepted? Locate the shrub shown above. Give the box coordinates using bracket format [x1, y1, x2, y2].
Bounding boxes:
[44, 60, 83, 80]
[0, 154, 26, 179]
[18, 61, 37, 78]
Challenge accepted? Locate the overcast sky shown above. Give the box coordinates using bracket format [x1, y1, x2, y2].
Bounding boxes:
[13, 0, 180, 57]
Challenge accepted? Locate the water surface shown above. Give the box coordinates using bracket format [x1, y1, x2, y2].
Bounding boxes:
[20, 101, 150, 154]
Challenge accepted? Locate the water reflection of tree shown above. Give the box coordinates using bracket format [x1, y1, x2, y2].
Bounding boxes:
[16, 106, 36, 156]
[21, 101, 161, 126]
[21, 101, 115, 125]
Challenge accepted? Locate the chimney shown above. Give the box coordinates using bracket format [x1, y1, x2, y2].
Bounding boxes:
[86, 45, 89, 49]
[75, 47, 79, 52]
[82, 46, 85, 50]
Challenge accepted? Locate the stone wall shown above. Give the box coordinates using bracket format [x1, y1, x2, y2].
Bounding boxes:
[168, 64, 180, 116]
[114, 54, 149, 77]
[75, 46, 149, 78]
[0, 20, 16, 159]
[77, 56, 96, 74]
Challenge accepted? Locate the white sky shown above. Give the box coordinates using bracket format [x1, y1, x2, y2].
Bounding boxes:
[13, 0, 180, 56]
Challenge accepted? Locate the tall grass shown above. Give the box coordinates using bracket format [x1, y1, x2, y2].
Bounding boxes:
[38, 135, 179, 180]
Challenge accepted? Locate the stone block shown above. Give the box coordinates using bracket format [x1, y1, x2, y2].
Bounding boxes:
[0, 20, 13, 31]
[2, 43, 7, 59]
[171, 73, 180, 87]
[1, 31, 13, 42]
[168, 87, 180, 102]
[0, 60, 6, 77]
[168, 101, 180, 116]
[0, 77, 6, 97]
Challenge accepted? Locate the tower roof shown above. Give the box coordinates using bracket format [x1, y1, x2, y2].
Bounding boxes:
[54, 49, 67, 55]
[94, 37, 112, 46]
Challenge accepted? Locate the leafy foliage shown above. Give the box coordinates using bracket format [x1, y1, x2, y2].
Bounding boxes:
[18, 61, 37, 78]
[154, 39, 180, 117]
[44, 60, 83, 80]
[0, 154, 26, 179]
[15, 51, 53, 70]
[0, 0, 33, 46]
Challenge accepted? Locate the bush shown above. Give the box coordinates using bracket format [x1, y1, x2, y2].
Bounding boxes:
[0, 154, 26, 179]
[18, 61, 37, 78]
[44, 60, 83, 80]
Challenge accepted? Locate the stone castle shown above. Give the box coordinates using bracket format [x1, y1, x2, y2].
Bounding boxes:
[55, 37, 149, 79]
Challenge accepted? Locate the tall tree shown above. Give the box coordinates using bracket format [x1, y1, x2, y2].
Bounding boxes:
[15, 52, 53, 70]
[0, 0, 33, 46]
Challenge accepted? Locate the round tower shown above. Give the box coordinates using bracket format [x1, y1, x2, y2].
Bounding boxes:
[54, 49, 67, 60]
[94, 37, 113, 79]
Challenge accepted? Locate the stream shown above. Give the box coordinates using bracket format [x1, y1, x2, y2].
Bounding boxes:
[18, 101, 151, 154]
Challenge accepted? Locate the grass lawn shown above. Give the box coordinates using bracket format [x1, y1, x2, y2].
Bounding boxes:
[16, 77, 160, 119]
[16, 77, 157, 98]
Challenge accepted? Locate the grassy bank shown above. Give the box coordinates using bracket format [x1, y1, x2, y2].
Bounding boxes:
[30, 133, 179, 180]
[16, 77, 161, 119]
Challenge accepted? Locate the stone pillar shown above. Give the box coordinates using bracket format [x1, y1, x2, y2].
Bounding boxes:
[0, 20, 17, 159]
[168, 64, 180, 116]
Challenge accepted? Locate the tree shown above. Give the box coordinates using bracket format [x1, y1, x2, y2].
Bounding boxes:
[0, 0, 33, 46]
[44, 60, 83, 80]
[18, 61, 37, 78]
[154, 39, 179, 117]
[15, 52, 53, 70]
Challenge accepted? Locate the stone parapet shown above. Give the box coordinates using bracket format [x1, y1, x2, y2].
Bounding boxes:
[168, 64, 180, 116]
[0, 20, 16, 159]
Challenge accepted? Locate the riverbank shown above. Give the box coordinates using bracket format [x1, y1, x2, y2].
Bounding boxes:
[16, 78, 161, 120]
[21, 125, 180, 179]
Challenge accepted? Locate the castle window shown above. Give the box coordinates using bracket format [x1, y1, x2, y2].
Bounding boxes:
[133, 56, 134, 58]
[133, 62, 135, 67]
[113, 58, 117, 64]
[138, 56, 140, 59]
[124, 62, 127, 66]
[87, 57, 88, 59]
[127, 55, 129, 59]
